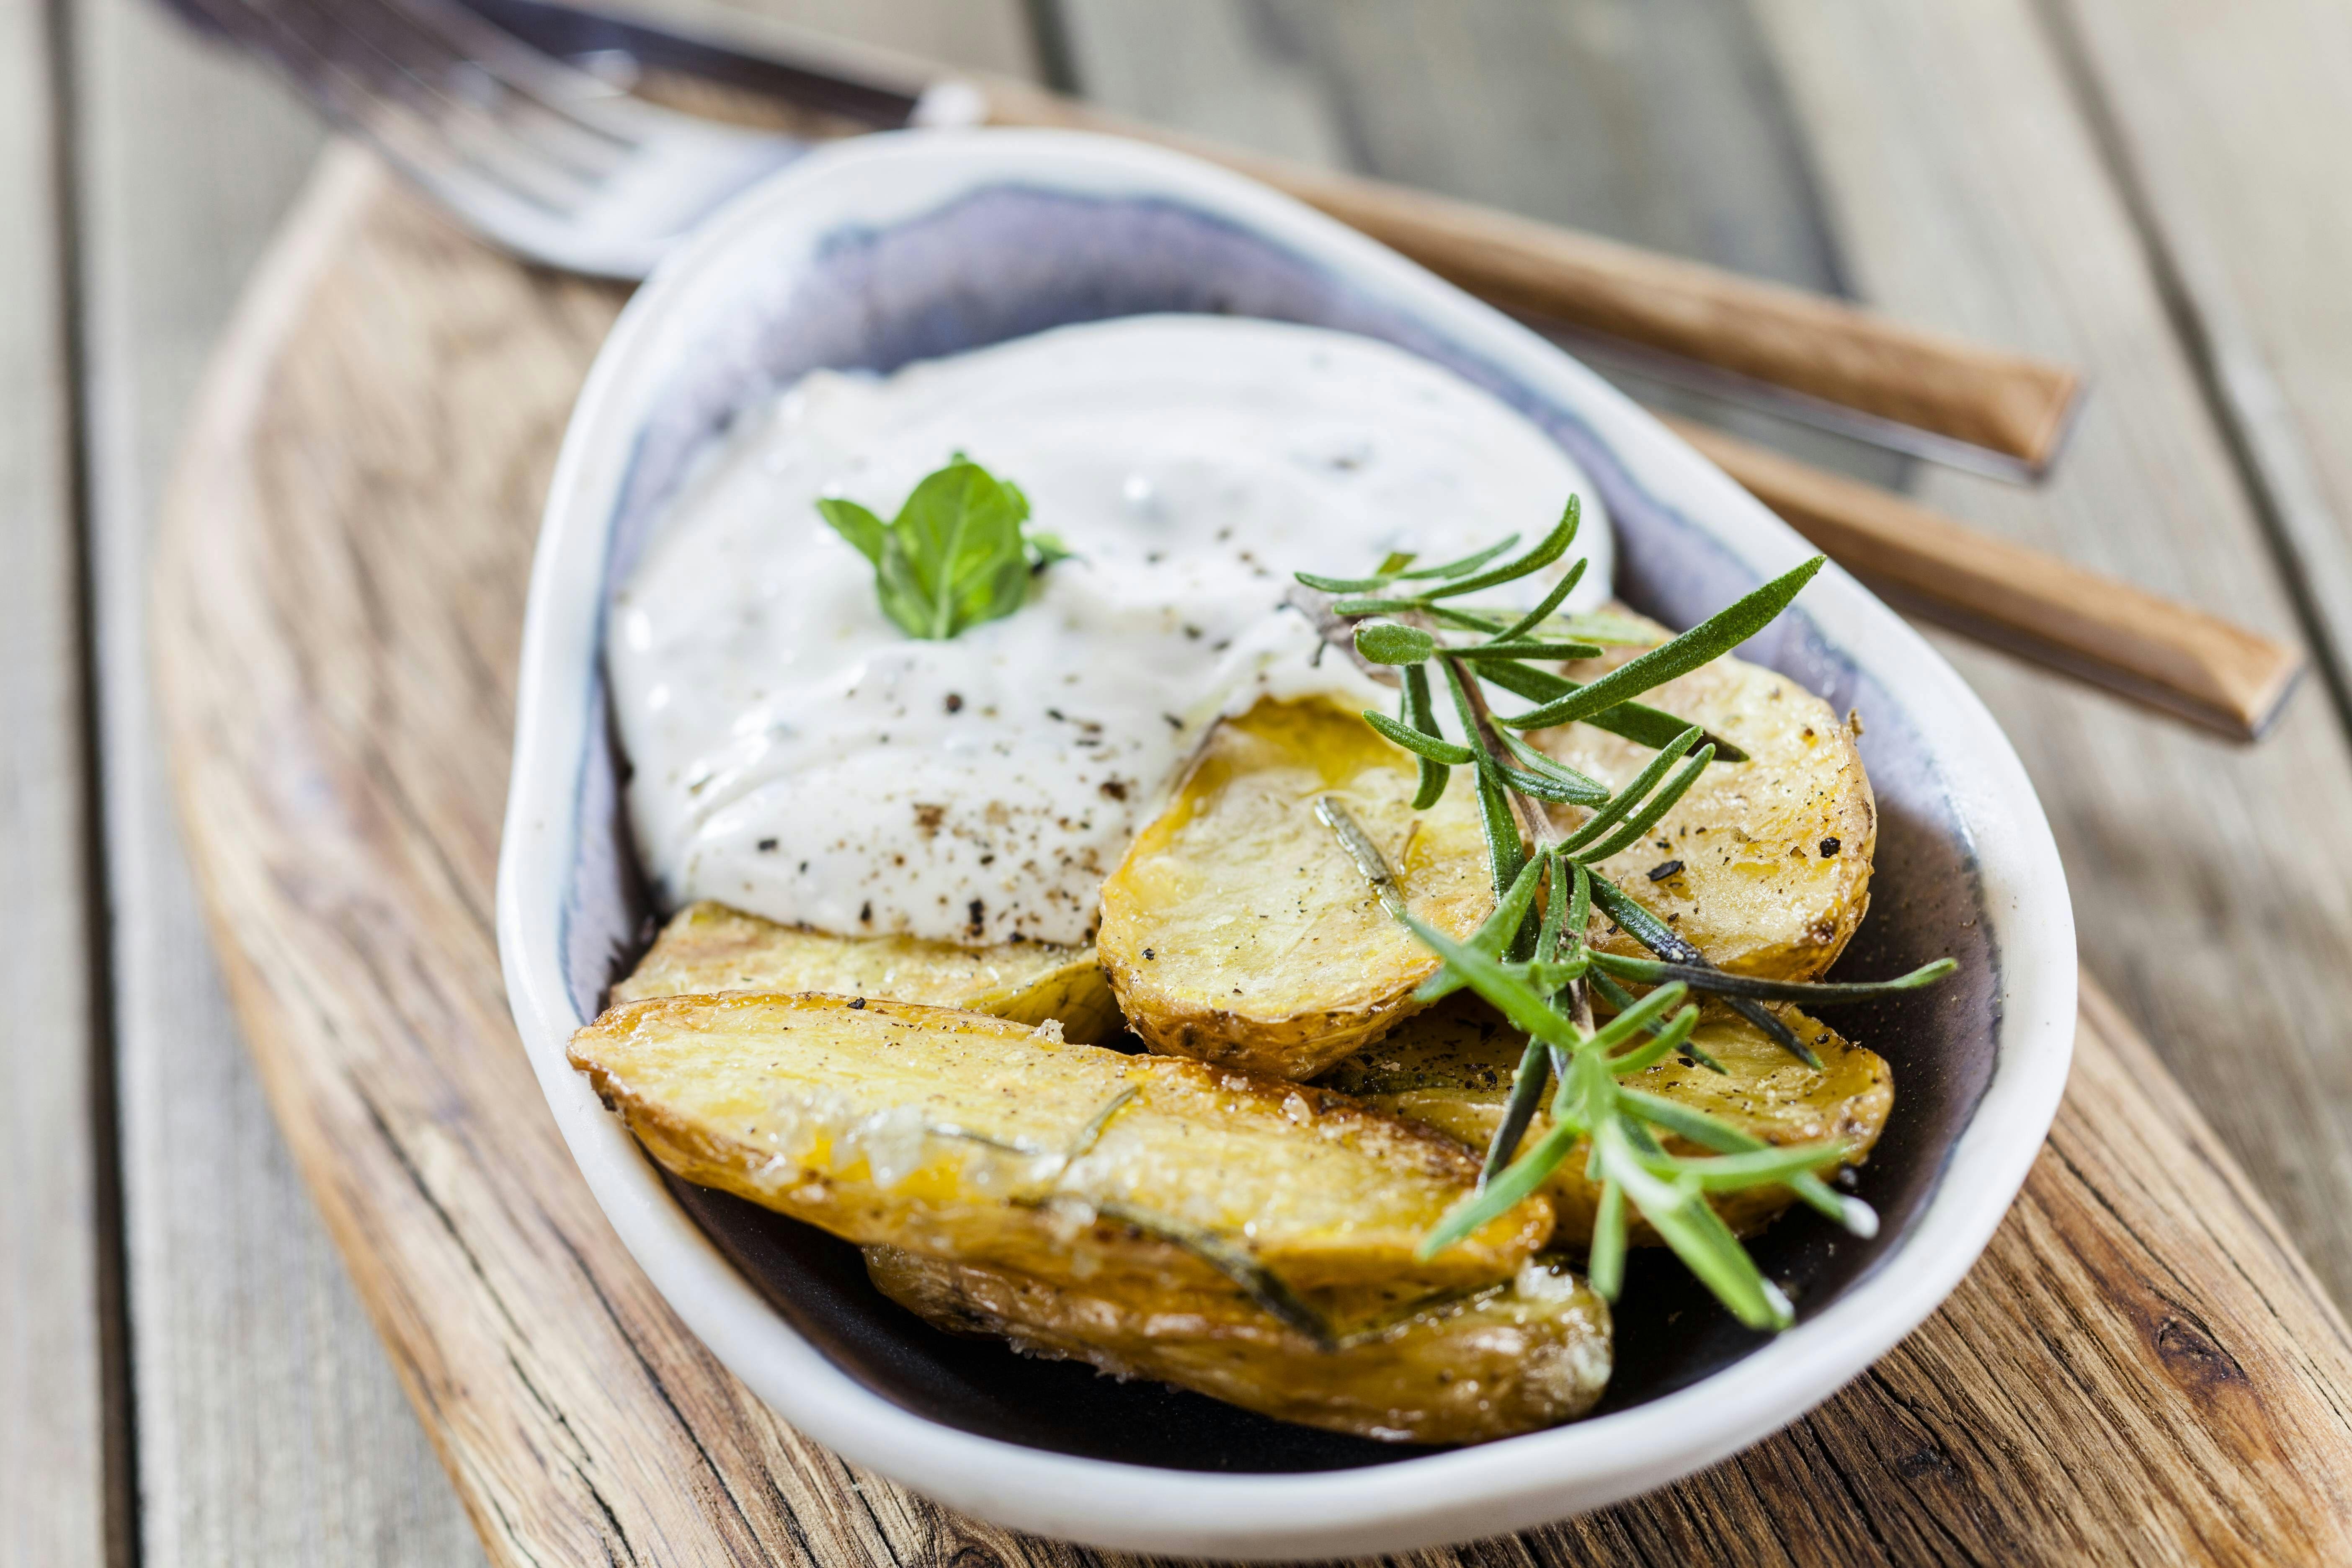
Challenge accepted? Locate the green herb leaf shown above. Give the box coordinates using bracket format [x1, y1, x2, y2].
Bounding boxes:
[1558, 727, 1704, 854]
[1586, 874, 1821, 1068]
[1423, 498, 1580, 601]
[1401, 913, 1584, 1052]
[1648, 1140, 1850, 1191]
[1492, 758, 1608, 806]
[1488, 557, 1589, 645]
[1587, 952, 1959, 1005]
[1421, 1120, 1581, 1259]
[1295, 569, 1401, 593]
[815, 498, 889, 565]
[1483, 1038, 1554, 1185]
[1499, 556, 1827, 730]
[1362, 709, 1476, 765]
[1573, 745, 1715, 864]
[1478, 658, 1747, 761]
[1584, 981, 1689, 1055]
[1598, 1121, 1792, 1329]
[818, 456, 1063, 641]
[1354, 622, 1439, 664]
[1457, 640, 1606, 662]
[1395, 534, 1522, 580]
[1589, 1179, 1627, 1300]
[1605, 1002, 1699, 1077]
[1589, 967, 1725, 1074]
[1401, 665, 1451, 810]
[1495, 729, 1609, 802]
[1619, 1087, 1875, 1235]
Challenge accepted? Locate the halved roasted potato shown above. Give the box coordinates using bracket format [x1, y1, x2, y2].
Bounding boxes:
[1537, 611, 1876, 980]
[568, 992, 1550, 1306]
[1097, 696, 1493, 1080]
[611, 900, 1119, 1042]
[867, 1246, 1611, 1444]
[1323, 993, 1891, 1244]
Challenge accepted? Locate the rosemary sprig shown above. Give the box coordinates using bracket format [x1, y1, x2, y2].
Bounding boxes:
[1300, 500, 1958, 1331]
[1588, 951, 1959, 1005]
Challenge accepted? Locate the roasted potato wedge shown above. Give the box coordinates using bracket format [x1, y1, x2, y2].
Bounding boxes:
[1097, 696, 1493, 1080]
[1323, 993, 1891, 1244]
[867, 1246, 1610, 1444]
[568, 992, 1550, 1306]
[611, 900, 1119, 1043]
[1538, 611, 1875, 980]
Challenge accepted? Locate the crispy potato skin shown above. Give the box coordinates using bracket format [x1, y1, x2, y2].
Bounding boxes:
[867, 1246, 1611, 1444]
[1324, 994, 1892, 1244]
[1537, 611, 1876, 981]
[612, 901, 1119, 1043]
[1098, 696, 1493, 1080]
[568, 992, 1549, 1302]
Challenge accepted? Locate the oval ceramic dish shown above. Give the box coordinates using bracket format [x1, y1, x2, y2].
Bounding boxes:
[498, 129, 2075, 1558]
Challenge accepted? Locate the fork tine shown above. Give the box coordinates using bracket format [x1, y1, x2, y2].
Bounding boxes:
[370, 0, 641, 127]
[335, 0, 647, 162]
[198, 0, 598, 217]
[272, 0, 636, 181]
[168, 0, 808, 278]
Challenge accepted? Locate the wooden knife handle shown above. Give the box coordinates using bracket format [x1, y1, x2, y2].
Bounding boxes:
[1663, 416, 2304, 741]
[972, 77, 2084, 473]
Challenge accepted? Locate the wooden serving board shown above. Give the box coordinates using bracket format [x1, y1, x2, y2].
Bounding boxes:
[154, 145, 2352, 1566]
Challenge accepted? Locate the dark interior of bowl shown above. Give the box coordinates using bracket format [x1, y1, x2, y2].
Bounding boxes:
[557, 185, 1999, 1472]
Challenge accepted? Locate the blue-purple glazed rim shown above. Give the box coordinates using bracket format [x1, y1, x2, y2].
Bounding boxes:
[500, 130, 2073, 1556]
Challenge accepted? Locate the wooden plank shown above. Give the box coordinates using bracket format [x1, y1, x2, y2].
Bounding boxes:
[151, 67, 2352, 1568]
[2040, 0, 2352, 727]
[0, 11, 109, 1568]
[1047, 0, 1909, 498]
[66, 0, 493, 1562]
[67, 3, 1033, 1559]
[1003, 8, 2079, 476]
[1740, 0, 2352, 1308]
[1666, 414, 2303, 740]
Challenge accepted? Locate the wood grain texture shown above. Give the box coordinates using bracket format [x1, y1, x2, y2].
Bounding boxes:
[153, 134, 2352, 1566]
[2043, 0, 2352, 721]
[1047, 0, 1893, 499]
[68, 0, 495, 1561]
[1743, 0, 2352, 1316]
[67, 8, 1040, 1563]
[0, 10, 108, 1568]
[1666, 415, 2305, 740]
[970, 54, 2081, 468]
[1047, 0, 2298, 743]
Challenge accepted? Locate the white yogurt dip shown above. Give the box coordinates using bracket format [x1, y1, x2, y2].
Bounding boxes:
[611, 315, 1611, 947]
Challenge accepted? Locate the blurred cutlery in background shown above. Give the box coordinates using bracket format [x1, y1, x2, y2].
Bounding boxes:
[157, 0, 2302, 739]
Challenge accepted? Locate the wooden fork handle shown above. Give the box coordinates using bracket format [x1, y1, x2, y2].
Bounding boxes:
[1664, 417, 2305, 741]
[972, 78, 2084, 474]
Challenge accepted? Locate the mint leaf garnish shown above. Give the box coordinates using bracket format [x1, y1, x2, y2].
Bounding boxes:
[817, 456, 1065, 640]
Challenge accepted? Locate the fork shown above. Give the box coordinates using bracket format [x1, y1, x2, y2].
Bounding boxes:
[155, 0, 961, 278]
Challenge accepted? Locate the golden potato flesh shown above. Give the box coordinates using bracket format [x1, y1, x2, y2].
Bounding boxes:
[568, 993, 1549, 1308]
[1537, 611, 1875, 981]
[1323, 994, 1891, 1245]
[867, 1246, 1611, 1445]
[611, 900, 1118, 1043]
[1096, 696, 1493, 1081]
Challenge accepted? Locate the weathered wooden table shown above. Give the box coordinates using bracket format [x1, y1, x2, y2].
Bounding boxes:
[11, 2, 2352, 1563]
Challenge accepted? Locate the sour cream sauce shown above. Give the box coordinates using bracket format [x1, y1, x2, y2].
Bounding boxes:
[613, 315, 1611, 948]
